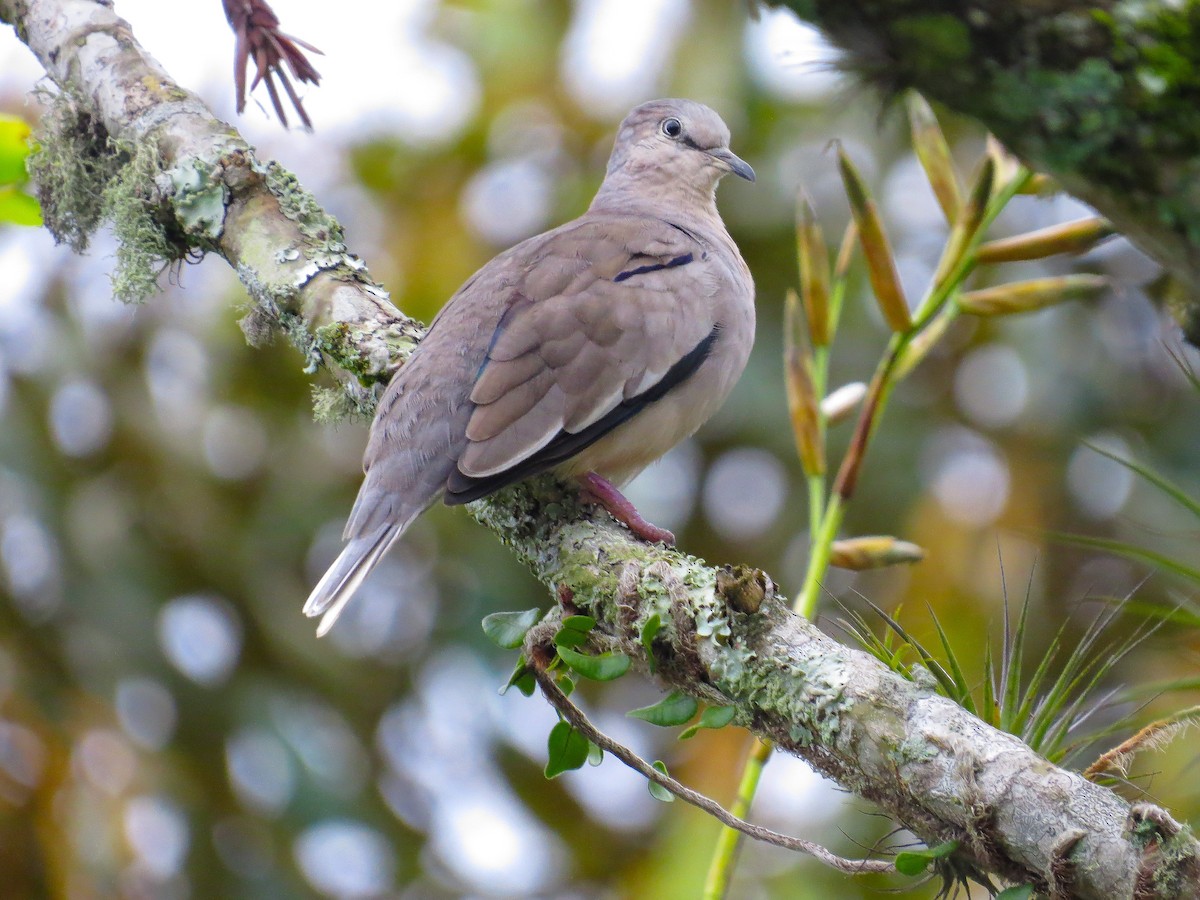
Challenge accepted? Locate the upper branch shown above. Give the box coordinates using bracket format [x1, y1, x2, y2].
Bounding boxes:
[3, 1, 1197, 896]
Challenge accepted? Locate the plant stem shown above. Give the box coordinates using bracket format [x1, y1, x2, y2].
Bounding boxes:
[701, 738, 774, 899]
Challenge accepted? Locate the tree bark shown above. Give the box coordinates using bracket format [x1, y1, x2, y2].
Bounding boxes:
[775, 0, 1200, 346]
[2, 1, 1197, 896]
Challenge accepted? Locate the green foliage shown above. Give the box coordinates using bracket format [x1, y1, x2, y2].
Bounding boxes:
[640, 613, 662, 671]
[841, 591, 1157, 765]
[0, 114, 41, 226]
[1052, 436, 1200, 588]
[995, 886, 1034, 900]
[648, 761, 674, 802]
[627, 691, 698, 727]
[500, 656, 536, 697]
[545, 721, 590, 778]
[482, 608, 542, 649]
[556, 646, 631, 682]
[894, 839, 958, 876]
[679, 705, 737, 740]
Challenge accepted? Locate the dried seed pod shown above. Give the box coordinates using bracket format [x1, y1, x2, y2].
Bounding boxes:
[796, 191, 831, 345]
[821, 382, 867, 425]
[958, 274, 1108, 316]
[784, 290, 825, 476]
[830, 536, 926, 570]
[907, 93, 961, 223]
[976, 217, 1115, 264]
[838, 148, 912, 332]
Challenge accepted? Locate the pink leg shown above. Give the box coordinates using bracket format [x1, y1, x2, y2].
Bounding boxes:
[578, 472, 675, 545]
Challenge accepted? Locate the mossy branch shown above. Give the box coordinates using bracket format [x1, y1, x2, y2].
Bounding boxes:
[3, 0, 1199, 896]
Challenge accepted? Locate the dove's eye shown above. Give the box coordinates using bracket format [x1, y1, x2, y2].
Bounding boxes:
[660, 117, 683, 139]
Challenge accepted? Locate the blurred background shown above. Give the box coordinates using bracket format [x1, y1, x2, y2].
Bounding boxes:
[1, 1, 1198, 897]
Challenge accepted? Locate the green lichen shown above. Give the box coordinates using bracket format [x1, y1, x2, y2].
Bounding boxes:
[26, 89, 123, 251]
[310, 383, 380, 424]
[253, 157, 346, 253]
[103, 136, 178, 304]
[26, 89, 185, 303]
[169, 158, 226, 242]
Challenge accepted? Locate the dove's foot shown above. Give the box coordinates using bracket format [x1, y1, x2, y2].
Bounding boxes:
[578, 472, 675, 545]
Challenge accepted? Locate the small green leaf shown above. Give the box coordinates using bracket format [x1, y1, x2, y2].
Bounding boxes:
[553, 628, 588, 649]
[648, 760, 674, 802]
[0, 187, 41, 226]
[895, 840, 958, 876]
[545, 721, 589, 778]
[558, 674, 575, 697]
[679, 704, 737, 739]
[482, 608, 541, 649]
[557, 646, 631, 681]
[640, 613, 663, 662]
[561, 615, 596, 633]
[996, 886, 1034, 900]
[628, 690, 698, 727]
[587, 741, 603, 766]
[499, 655, 535, 696]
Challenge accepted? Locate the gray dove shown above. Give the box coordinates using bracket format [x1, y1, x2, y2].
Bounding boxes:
[305, 98, 756, 635]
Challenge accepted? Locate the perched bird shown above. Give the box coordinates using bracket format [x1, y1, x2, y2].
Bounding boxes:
[305, 99, 756, 635]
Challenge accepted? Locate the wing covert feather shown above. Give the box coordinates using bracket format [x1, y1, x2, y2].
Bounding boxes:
[459, 216, 719, 481]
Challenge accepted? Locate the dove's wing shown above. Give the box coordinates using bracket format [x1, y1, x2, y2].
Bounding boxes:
[443, 214, 725, 503]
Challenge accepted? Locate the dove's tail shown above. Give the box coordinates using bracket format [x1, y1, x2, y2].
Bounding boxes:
[303, 521, 406, 637]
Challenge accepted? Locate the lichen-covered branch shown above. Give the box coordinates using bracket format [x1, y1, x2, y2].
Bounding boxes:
[774, 0, 1200, 346]
[3, 1, 1198, 896]
[2, 0, 420, 415]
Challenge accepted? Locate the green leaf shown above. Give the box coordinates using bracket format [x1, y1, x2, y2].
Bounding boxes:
[628, 690, 698, 727]
[500, 655, 535, 697]
[640, 613, 663, 666]
[0, 116, 32, 187]
[679, 704, 737, 740]
[558, 674, 575, 697]
[482, 608, 541, 649]
[648, 760, 674, 802]
[996, 886, 1034, 900]
[1082, 441, 1200, 521]
[895, 840, 958, 876]
[587, 741, 603, 766]
[544, 721, 589, 778]
[561, 615, 596, 633]
[553, 628, 588, 649]
[557, 646, 631, 681]
[0, 187, 41, 226]
[1048, 531, 1200, 585]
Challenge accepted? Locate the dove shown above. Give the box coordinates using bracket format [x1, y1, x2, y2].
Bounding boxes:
[305, 98, 756, 635]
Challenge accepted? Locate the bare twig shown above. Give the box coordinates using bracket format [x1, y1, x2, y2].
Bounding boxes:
[533, 663, 895, 876]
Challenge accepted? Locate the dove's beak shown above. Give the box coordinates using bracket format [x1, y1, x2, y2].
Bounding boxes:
[708, 147, 755, 182]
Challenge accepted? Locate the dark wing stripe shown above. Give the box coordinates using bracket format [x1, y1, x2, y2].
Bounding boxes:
[613, 252, 693, 283]
[475, 292, 532, 380]
[444, 324, 720, 505]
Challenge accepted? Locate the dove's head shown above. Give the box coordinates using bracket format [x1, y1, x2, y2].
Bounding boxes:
[597, 99, 754, 207]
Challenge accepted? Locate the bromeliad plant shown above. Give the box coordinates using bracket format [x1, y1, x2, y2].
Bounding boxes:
[704, 94, 1118, 898]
